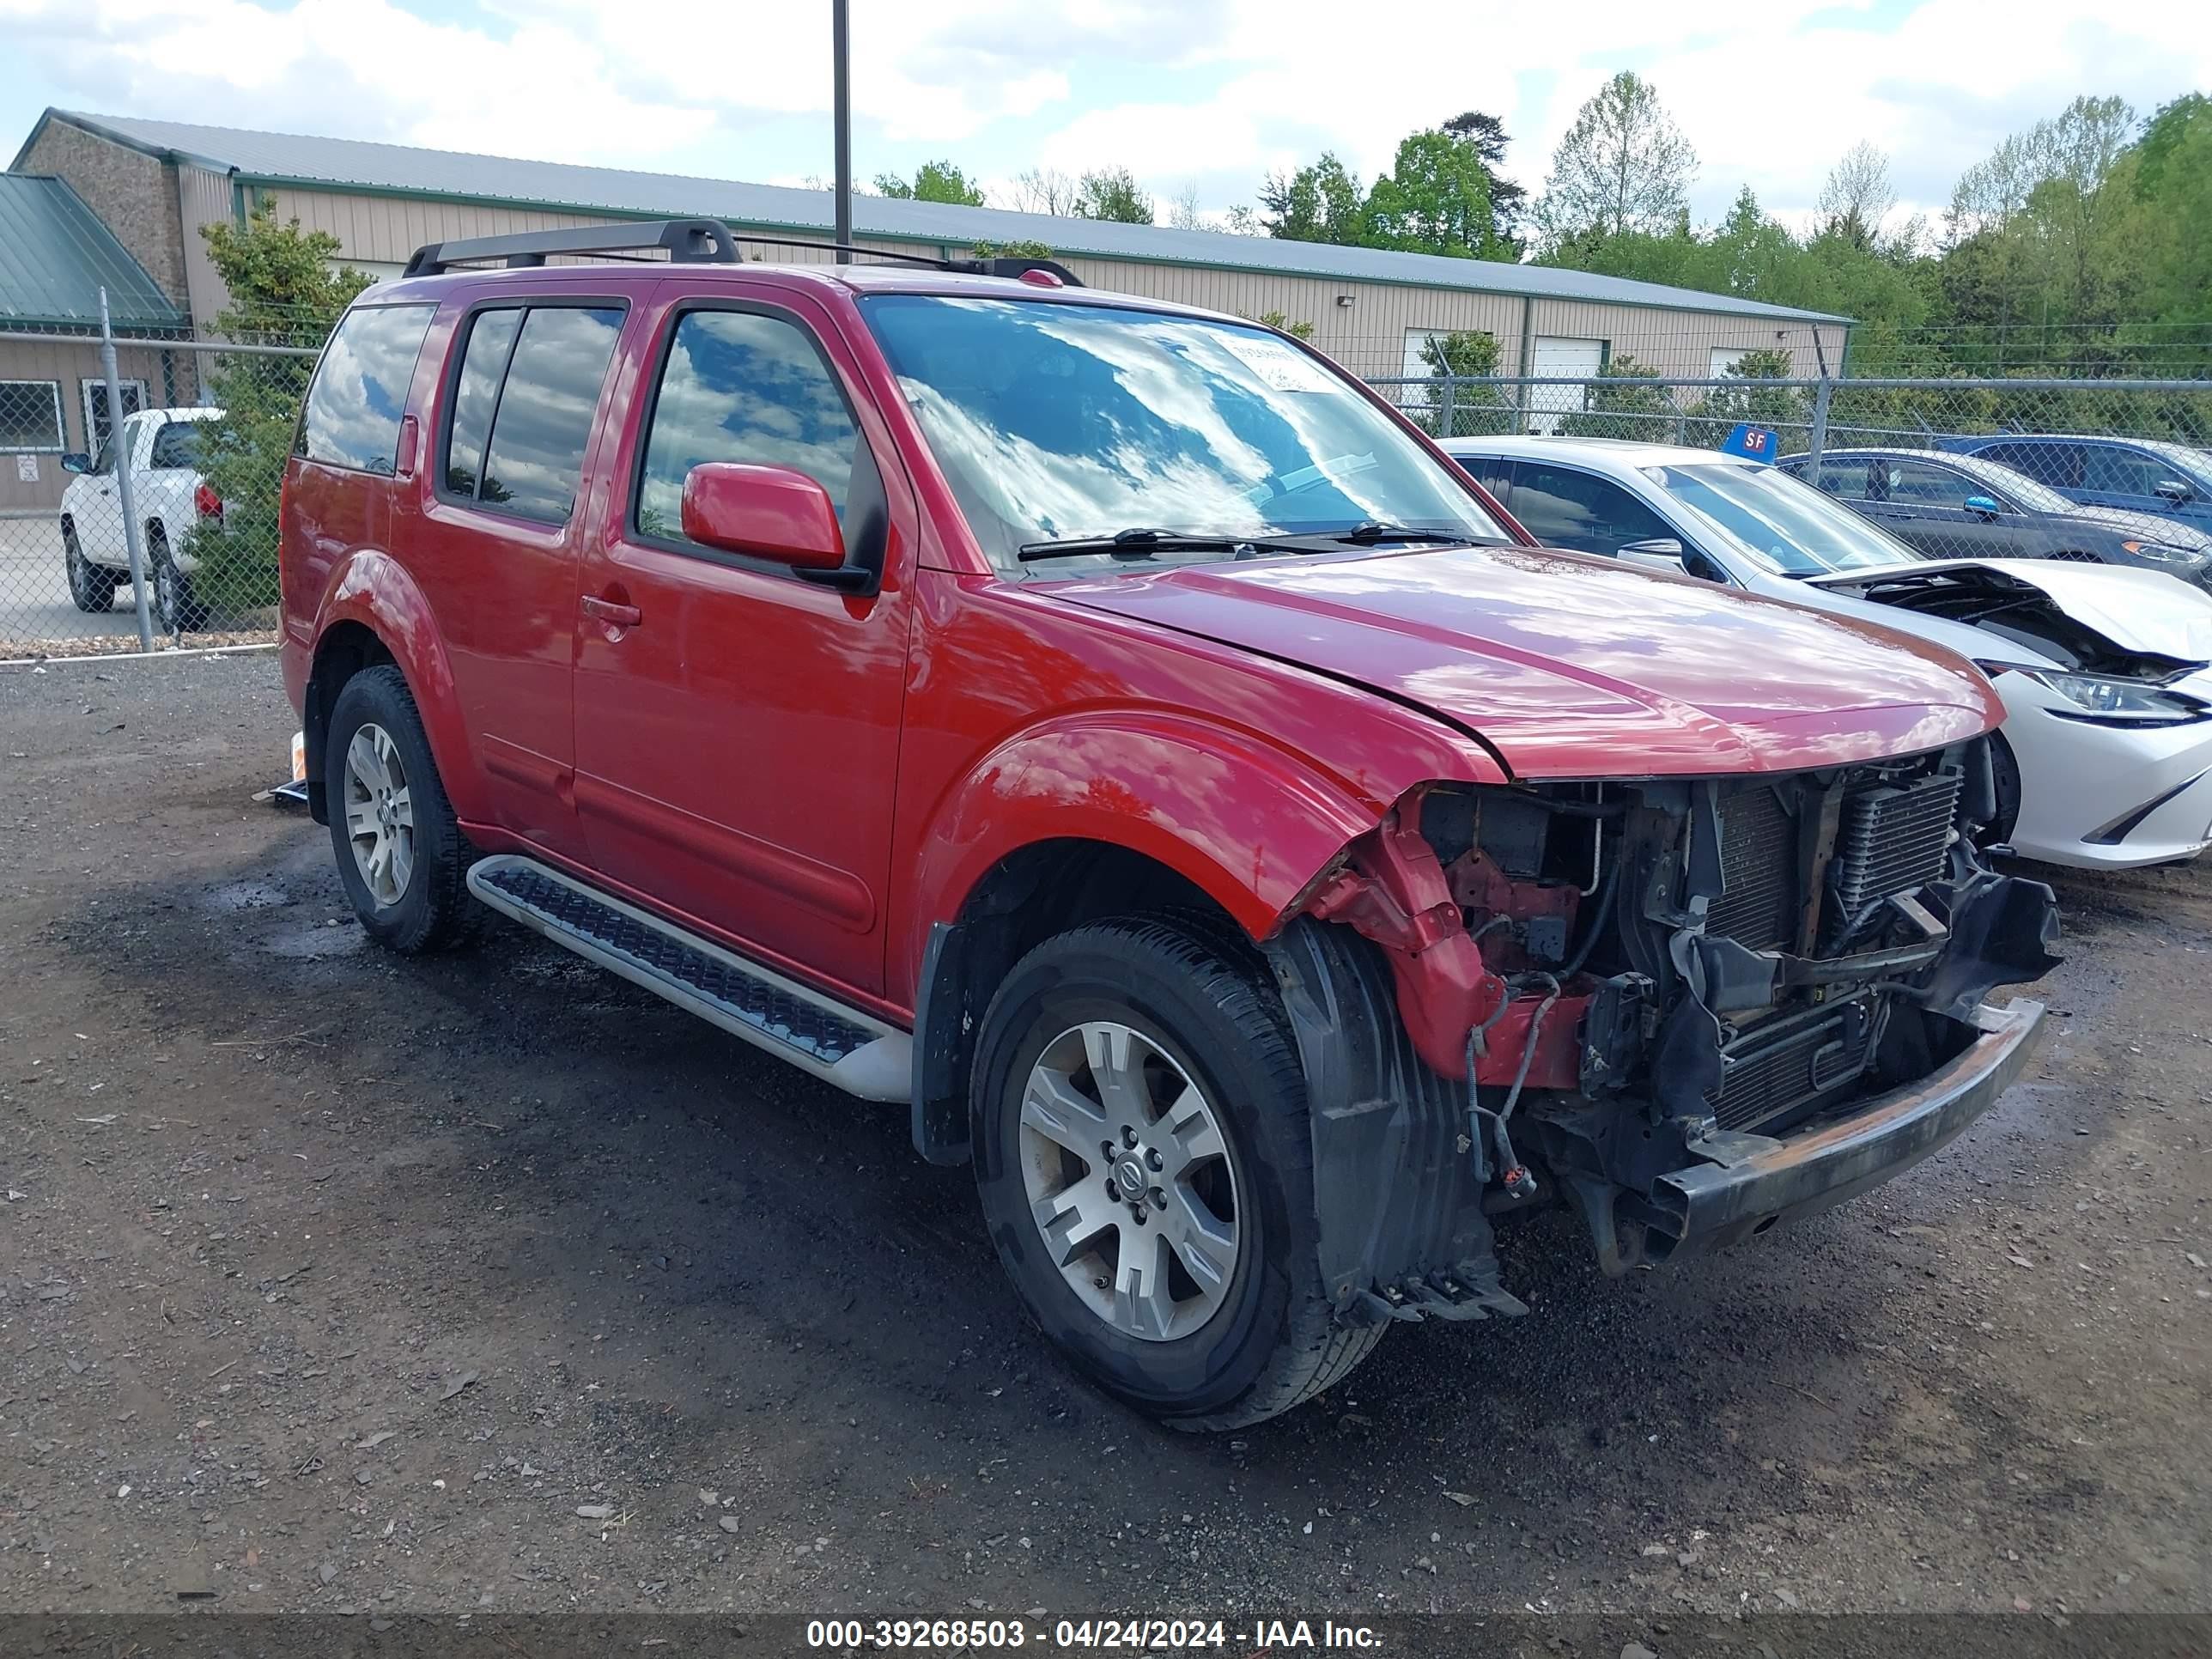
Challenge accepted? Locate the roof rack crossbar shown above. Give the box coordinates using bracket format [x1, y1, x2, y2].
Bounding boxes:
[402, 218, 1085, 287]
[402, 219, 743, 277]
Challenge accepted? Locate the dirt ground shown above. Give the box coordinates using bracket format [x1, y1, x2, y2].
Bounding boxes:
[3, 652, 2208, 1627]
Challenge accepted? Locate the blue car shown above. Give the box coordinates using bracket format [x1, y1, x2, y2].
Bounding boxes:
[1937, 434, 2212, 537]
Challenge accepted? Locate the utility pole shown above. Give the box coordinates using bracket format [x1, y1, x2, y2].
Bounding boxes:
[832, 0, 853, 264]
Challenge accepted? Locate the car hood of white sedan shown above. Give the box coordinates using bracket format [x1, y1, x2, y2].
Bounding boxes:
[1808, 557, 2212, 666]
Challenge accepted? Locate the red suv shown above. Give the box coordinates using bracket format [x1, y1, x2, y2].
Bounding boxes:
[280, 221, 2059, 1429]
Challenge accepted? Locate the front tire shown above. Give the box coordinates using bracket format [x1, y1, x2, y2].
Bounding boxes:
[970, 920, 1382, 1431]
[64, 525, 119, 613]
[324, 665, 479, 953]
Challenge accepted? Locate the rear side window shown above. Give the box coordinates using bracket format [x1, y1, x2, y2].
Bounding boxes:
[459, 306, 623, 525]
[635, 309, 861, 544]
[149, 421, 203, 469]
[1804, 458, 1874, 499]
[444, 308, 521, 497]
[298, 304, 435, 473]
[1509, 463, 1672, 556]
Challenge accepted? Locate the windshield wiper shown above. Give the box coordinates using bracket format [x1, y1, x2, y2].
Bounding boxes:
[1018, 527, 1334, 562]
[1334, 520, 1491, 546]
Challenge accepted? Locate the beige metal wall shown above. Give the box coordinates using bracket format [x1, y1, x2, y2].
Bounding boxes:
[0, 339, 189, 512]
[178, 164, 239, 326]
[246, 186, 1846, 383]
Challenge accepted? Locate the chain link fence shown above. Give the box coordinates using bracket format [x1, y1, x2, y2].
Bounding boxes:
[0, 307, 324, 658]
[1374, 368, 2212, 571]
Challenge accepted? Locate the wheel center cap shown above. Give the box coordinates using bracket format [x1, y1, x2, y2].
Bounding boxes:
[1113, 1156, 1147, 1199]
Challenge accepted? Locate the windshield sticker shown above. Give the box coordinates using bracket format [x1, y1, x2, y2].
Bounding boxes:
[1213, 330, 1342, 394]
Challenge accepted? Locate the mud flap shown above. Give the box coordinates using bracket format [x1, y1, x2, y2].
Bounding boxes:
[1264, 917, 1525, 1328]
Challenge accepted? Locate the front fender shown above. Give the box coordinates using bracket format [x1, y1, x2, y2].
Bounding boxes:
[904, 710, 1397, 989]
[309, 549, 489, 825]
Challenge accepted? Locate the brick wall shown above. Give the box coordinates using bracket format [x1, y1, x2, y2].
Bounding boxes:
[17, 121, 190, 309]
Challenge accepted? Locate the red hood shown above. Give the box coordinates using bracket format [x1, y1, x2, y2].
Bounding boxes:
[1046, 546, 1998, 778]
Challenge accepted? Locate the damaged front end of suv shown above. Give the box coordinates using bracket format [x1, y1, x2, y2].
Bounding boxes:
[1272, 738, 2061, 1328]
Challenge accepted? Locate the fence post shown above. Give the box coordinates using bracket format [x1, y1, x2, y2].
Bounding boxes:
[1438, 375, 1456, 440]
[100, 289, 155, 653]
[1807, 370, 1833, 468]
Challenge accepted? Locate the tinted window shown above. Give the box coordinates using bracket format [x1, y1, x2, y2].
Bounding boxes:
[477, 307, 623, 523]
[1978, 441, 2081, 491]
[1507, 463, 1672, 556]
[299, 305, 434, 473]
[149, 421, 203, 469]
[637, 310, 860, 543]
[1802, 457, 1874, 499]
[444, 308, 521, 498]
[2081, 444, 2179, 496]
[1882, 460, 1984, 508]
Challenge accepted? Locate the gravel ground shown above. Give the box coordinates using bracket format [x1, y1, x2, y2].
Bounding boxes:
[2, 653, 2208, 1626]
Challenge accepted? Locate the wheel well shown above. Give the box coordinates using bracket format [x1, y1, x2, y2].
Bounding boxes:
[910, 839, 1253, 1165]
[302, 622, 396, 823]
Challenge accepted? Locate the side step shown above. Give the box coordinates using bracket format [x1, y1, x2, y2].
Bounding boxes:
[465, 855, 911, 1102]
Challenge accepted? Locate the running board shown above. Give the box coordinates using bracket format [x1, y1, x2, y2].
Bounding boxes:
[465, 855, 910, 1102]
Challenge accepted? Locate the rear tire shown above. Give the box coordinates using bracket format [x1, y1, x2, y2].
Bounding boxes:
[64, 525, 119, 613]
[149, 526, 207, 633]
[970, 919, 1382, 1431]
[325, 665, 480, 953]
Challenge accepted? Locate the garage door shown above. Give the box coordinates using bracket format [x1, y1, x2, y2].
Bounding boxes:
[1529, 337, 1604, 433]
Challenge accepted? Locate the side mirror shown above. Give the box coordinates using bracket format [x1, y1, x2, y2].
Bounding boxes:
[2154, 478, 2194, 505]
[60, 453, 90, 475]
[1964, 495, 2002, 520]
[680, 462, 846, 571]
[1618, 536, 1686, 571]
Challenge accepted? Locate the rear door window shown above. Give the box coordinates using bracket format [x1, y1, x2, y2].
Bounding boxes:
[1881, 460, 1980, 507]
[442, 308, 522, 498]
[1806, 458, 1874, 498]
[474, 307, 623, 524]
[1508, 462, 1673, 555]
[634, 307, 862, 545]
[298, 304, 435, 473]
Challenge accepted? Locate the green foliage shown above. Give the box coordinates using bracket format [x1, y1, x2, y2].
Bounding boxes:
[1362, 127, 1504, 259]
[1559, 355, 1677, 441]
[1073, 167, 1153, 224]
[1534, 71, 1697, 248]
[967, 239, 1056, 261]
[184, 196, 370, 620]
[1248, 309, 1316, 341]
[1417, 331, 1512, 436]
[1686, 348, 1809, 450]
[875, 160, 987, 206]
[1258, 153, 1365, 244]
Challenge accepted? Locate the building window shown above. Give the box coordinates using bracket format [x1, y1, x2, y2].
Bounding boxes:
[1, 380, 65, 453]
[81, 378, 149, 457]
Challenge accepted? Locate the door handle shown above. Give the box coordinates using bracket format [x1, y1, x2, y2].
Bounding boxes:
[580, 594, 642, 629]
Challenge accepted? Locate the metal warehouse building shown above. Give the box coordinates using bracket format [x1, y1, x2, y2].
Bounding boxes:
[5, 107, 1849, 508]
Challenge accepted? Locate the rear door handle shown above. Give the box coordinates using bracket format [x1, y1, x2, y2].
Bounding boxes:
[580, 594, 642, 629]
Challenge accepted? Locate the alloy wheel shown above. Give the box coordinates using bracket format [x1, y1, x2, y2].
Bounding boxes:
[1017, 1020, 1241, 1342]
[342, 722, 416, 907]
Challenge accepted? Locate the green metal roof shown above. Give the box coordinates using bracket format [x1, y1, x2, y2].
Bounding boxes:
[0, 173, 186, 331]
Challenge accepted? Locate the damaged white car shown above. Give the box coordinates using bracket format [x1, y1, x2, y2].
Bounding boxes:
[1442, 437, 2212, 869]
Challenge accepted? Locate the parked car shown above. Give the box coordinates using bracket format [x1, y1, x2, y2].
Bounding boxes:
[59, 405, 225, 632]
[1936, 433, 2212, 538]
[1778, 446, 2212, 584]
[1444, 436, 2212, 871]
[281, 222, 2057, 1430]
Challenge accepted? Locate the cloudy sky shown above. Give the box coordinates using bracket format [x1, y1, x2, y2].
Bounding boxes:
[4, 0, 2208, 233]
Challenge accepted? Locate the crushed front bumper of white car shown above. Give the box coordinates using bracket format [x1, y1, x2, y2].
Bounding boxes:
[1997, 667, 2212, 867]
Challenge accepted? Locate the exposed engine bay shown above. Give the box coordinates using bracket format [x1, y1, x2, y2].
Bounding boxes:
[1287, 738, 2062, 1310]
[1825, 564, 2197, 680]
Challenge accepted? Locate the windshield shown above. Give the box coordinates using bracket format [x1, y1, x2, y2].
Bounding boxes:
[1647, 462, 1924, 576]
[860, 295, 1509, 571]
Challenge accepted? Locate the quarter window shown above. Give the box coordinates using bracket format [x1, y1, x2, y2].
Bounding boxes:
[475, 307, 623, 524]
[1508, 463, 1673, 556]
[299, 304, 435, 473]
[635, 309, 861, 544]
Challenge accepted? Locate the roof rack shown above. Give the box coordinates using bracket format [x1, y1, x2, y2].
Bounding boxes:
[402, 218, 1084, 287]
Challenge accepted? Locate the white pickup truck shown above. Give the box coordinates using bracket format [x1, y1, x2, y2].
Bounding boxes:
[59, 405, 225, 632]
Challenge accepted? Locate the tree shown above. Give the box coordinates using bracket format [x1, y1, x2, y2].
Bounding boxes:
[183, 196, 371, 620]
[1165, 181, 1206, 231]
[1220, 204, 1263, 235]
[1073, 167, 1153, 224]
[1817, 142, 1896, 251]
[1417, 330, 1510, 436]
[1361, 126, 1503, 259]
[873, 159, 987, 206]
[967, 239, 1055, 261]
[1007, 167, 1079, 216]
[1442, 111, 1527, 247]
[1559, 354, 1677, 441]
[1533, 71, 1697, 249]
[1248, 309, 1316, 341]
[1687, 348, 1807, 450]
[1258, 153, 1364, 244]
